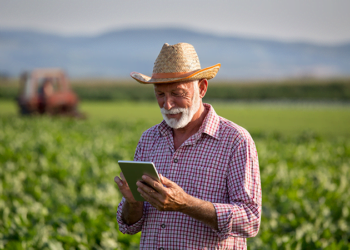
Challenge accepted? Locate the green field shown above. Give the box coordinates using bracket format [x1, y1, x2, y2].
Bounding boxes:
[1, 100, 350, 249]
[1, 78, 350, 101]
[3, 100, 349, 137]
[80, 101, 350, 138]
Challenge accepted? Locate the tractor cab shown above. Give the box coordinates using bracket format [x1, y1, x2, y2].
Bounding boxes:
[17, 69, 83, 117]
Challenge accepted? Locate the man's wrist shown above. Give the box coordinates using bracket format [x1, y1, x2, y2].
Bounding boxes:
[178, 193, 196, 214]
[125, 200, 143, 208]
[122, 200, 144, 225]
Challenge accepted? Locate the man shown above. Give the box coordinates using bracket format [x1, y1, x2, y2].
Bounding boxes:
[114, 43, 261, 249]
[38, 78, 54, 113]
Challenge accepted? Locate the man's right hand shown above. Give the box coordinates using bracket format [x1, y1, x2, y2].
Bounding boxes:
[114, 172, 144, 225]
[114, 172, 141, 204]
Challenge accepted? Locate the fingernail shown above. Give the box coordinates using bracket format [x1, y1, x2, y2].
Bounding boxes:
[142, 175, 146, 180]
[115, 177, 123, 186]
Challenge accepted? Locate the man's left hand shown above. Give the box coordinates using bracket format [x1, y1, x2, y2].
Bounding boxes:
[136, 174, 188, 212]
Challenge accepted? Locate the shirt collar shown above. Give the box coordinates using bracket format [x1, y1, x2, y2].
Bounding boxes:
[198, 103, 220, 140]
[158, 119, 172, 137]
[157, 103, 221, 140]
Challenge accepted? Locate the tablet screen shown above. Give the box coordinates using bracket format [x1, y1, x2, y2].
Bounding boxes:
[118, 161, 160, 201]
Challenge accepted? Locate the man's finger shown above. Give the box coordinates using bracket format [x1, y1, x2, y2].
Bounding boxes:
[141, 175, 165, 194]
[120, 172, 125, 181]
[114, 176, 123, 186]
[120, 172, 129, 187]
[137, 181, 161, 196]
[159, 174, 174, 187]
[138, 186, 163, 208]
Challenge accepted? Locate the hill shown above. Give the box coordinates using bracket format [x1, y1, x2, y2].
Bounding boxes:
[0, 28, 350, 79]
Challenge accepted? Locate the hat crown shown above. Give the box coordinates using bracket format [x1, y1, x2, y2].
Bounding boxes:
[153, 43, 201, 74]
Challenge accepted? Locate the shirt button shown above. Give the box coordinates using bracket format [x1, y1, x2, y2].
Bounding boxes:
[161, 224, 166, 228]
[173, 159, 178, 163]
[159, 248, 164, 250]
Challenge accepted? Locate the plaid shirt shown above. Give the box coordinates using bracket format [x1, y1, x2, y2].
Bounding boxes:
[117, 103, 261, 249]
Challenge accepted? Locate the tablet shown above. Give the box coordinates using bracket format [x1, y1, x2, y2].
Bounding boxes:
[118, 160, 160, 201]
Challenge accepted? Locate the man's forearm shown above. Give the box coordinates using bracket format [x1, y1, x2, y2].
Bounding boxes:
[180, 194, 218, 230]
[121, 201, 144, 225]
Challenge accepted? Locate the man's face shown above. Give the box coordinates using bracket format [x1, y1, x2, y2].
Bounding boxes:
[154, 80, 201, 129]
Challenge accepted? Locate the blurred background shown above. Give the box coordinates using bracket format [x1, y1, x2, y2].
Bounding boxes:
[0, 0, 349, 249]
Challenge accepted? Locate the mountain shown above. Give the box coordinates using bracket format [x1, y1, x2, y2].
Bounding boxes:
[1, 28, 350, 79]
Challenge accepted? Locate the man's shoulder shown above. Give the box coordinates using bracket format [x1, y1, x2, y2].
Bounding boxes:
[205, 103, 253, 144]
[217, 115, 254, 144]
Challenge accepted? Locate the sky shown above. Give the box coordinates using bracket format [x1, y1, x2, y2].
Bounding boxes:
[0, 0, 350, 45]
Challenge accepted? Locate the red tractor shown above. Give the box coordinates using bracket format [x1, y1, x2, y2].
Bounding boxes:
[17, 68, 84, 117]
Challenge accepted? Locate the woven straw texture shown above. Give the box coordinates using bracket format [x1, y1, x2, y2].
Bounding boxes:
[130, 43, 221, 84]
[153, 43, 201, 74]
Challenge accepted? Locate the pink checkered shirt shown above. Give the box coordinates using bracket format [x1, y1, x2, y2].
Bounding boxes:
[117, 103, 261, 249]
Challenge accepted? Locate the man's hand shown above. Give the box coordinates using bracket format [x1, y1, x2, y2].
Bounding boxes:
[114, 172, 139, 204]
[114, 173, 143, 225]
[136, 174, 188, 211]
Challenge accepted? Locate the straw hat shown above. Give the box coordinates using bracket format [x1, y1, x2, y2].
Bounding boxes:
[130, 43, 221, 84]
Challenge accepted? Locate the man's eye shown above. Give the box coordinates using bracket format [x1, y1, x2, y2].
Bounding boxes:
[157, 93, 164, 97]
[172, 92, 181, 97]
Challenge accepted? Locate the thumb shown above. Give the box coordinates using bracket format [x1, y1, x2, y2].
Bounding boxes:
[160, 174, 173, 187]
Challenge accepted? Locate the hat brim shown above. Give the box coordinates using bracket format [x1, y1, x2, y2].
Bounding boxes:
[130, 64, 221, 84]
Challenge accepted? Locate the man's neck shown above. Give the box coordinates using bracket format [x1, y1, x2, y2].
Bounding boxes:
[172, 103, 208, 150]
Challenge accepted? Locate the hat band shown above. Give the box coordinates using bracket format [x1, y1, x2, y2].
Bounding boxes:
[152, 70, 198, 79]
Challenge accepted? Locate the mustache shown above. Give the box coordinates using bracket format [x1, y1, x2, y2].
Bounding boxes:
[160, 107, 188, 115]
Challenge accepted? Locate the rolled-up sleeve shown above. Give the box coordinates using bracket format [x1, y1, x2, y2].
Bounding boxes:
[212, 136, 261, 239]
[116, 138, 146, 234]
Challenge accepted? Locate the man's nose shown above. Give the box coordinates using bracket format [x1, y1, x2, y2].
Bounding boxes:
[163, 96, 175, 110]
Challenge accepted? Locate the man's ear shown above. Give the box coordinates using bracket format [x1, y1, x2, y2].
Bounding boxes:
[198, 79, 208, 98]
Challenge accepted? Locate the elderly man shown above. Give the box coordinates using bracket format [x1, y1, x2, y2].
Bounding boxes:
[114, 43, 261, 249]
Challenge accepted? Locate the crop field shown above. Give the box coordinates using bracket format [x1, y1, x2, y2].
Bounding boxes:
[0, 100, 350, 249]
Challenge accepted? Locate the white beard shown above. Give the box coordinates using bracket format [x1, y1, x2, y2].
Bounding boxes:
[160, 87, 201, 129]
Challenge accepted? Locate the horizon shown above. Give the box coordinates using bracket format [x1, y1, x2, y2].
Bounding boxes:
[2, 26, 350, 47]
